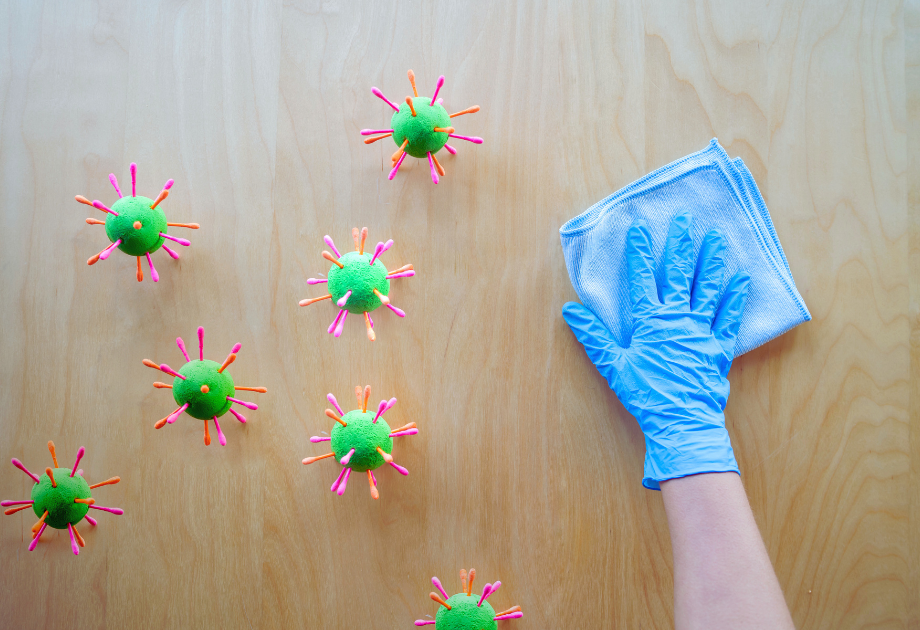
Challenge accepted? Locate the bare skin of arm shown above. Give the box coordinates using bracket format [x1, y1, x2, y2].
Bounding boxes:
[660, 472, 795, 630]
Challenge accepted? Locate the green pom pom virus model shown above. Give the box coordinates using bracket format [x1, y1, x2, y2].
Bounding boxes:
[414, 569, 523, 628]
[75, 163, 199, 282]
[143, 326, 267, 446]
[298, 228, 414, 340]
[3, 442, 122, 555]
[302, 385, 417, 499]
[362, 70, 482, 183]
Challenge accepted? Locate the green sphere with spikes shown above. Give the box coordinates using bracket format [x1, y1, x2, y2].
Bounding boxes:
[298, 228, 415, 340]
[144, 327, 267, 446]
[363, 70, 482, 183]
[2, 442, 123, 556]
[415, 570, 523, 629]
[303, 386, 417, 499]
[75, 162, 199, 283]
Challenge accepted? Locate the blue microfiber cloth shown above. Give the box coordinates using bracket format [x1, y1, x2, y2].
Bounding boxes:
[560, 139, 810, 356]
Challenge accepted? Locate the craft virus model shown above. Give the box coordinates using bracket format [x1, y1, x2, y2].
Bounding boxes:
[414, 569, 523, 628]
[143, 327, 267, 446]
[302, 385, 417, 499]
[362, 70, 482, 183]
[76, 163, 198, 282]
[298, 228, 414, 340]
[2, 442, 122, 555]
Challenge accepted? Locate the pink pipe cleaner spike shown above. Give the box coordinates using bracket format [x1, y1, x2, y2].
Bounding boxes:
[89, 505, 124, 515]
[227, 397, 257, 411]
[336, 468, 352, 495]
[84, 514, 98, 526]
[488, 581, 501, 599]
[231, 342, 242, 354]
[494, 612, 523, 621]
[388, 151, 408, 180]
[386, 303, 406, 317]
[145, 252, 159, 282]
[167, 403, 189, 424]
[361, 129, 394, 135]
[176, 337, 191, 362]
[372, 399, 388, 423]
[444, 143, 457, 155]
[430, 75, 444, 105]
[163, 179, 174, 190]
[371, 470, 377, 485]
[307, 278, 327, 285]
[385, 397, 397, 412]
[371, 87, 400, 112]
[67, 523, 80, 555]
[328, 310, 345, 335]
[333, 310, 349, 337]
[161, 243, 180, 259]
[29, 523, 47, 550]
[70, 447, 85, 477]
[327, 393, 345, 415]
[367, 312, 374, 328]
[228, 407, 247, 424]
[389, 429, 418, 437]
[427, 152, 440, 184]
[415, 621, 436, 626]
[340, 448, 355, 465]
[213, 416, 227, 446]
[130, 163, 137, 196]
[11, 458, 40, 483]
[310, 436, 331, 443]
[449, 133, 483, 144]
[369, 242, 385, 266]
[109, 173, 123, 198]
[1, 500, 33, 506]
[330, 467, 348, 492]
[381, 239, 393, 254]
[336, 290, 352, 307]
[386, 271, 415, 279]
[198, 326, 205, 360]
[478, 583, 492, 606]
[93, 200, 117, 215]
[324, 235, 341, 258]
[160, 363, 185, 379]
[432, 577, 449, 600]
[98, 240, 121, 260]
[389, 461, 409, 475]
[160, 233, 191, 246]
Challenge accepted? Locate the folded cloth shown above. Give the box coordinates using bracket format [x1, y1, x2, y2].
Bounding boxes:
[560, 139, 810, 356]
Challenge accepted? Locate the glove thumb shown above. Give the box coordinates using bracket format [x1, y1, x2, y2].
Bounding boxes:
[562, 302, 624, 377]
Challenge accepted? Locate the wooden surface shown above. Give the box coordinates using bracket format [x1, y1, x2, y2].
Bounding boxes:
[0, 1, 916, 628]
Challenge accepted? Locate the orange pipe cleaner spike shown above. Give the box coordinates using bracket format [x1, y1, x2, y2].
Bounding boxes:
[48, 441, 59, 468]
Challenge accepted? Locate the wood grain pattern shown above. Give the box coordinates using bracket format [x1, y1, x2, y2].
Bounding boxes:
[0, 1, 914, 628]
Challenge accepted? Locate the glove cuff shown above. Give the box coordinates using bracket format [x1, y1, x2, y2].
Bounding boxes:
[640, 422, 738, 491]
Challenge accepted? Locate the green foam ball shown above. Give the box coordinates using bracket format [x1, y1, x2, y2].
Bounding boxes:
[328, 251, 390, 314]
[31, 468, 92, 530]
[173, 360, 235, 420]
[392, 97, 451, 158]
[106, 196, 167, 256]
[435, 594, 497, 630]
[330, 411, 392, 472]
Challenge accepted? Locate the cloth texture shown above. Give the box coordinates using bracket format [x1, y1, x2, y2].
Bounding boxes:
[560, 139, 810, 356]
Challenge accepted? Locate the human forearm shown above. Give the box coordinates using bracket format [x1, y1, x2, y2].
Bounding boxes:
[661, 472, 794, 630]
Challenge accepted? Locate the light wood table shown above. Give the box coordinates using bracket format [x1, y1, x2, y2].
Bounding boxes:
[0, 1, 916, 628]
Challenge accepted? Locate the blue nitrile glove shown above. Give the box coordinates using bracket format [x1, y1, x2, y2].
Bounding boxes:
[562, 211, 751, 490]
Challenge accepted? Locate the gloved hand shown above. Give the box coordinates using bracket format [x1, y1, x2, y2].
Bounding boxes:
[563, 211, 751, 490]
